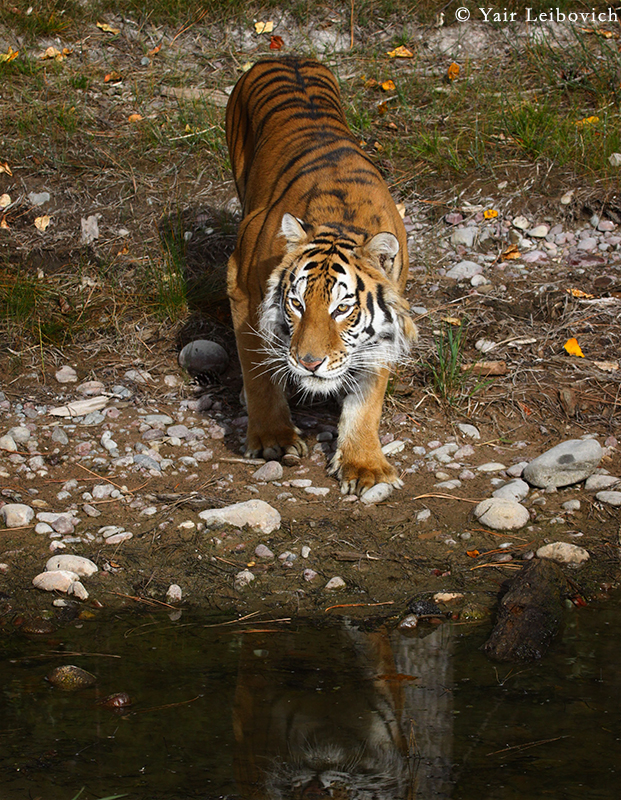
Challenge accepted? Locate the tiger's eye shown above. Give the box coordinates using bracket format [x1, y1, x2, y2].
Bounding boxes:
[290, 297, 303, 311]
[336, 303, 349, 314]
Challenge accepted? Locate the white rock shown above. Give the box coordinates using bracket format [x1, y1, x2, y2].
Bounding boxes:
[305, 486, 330, 496]
[78, 380, 106, 396]
[523, 439, 602, 488]
[457, 423, 480, 439]
[301, 545, 311, 558]
[166, 584, 183, 603]
[506, 462, 528, 478]
[0, 434, 18, 452]
[198, 499, 281, 534]
[252, 461, 283, 481]
[492, 479, 529, 502]
[450, 227, 477, 248]
[536, 542, 589, 566]
[303, 569, 318, 581]
[360, 482, 394, 504]
[255, 544, 275, 559]
[608, 152, 621, 167]
[529, 224, 549, 238]
[35, 523, 54, 534]
[416, 509, 431, 522]
[178, 340, 229, 376]
[560, 190, 574, 205]
[471, 274, 490, 287]
[561, 499, 581, 512]
[445, 260, 482, 280]
[595, 491, 621, 507]
[290, 478, 312, 488]
[435, 479, 461, 490]
[9, 426, 31, 443]
[68, 580, 89, 600]
[124, 369, 152, 384]
[381, 439, 405, 455]
[46, 555, 98, 577]
[433, 592, 464, 603]
[55, 365, 78, 383]
[33, 569, 80, 592]
[104, 531, 133, 544]
[512, 215, 530, 230]
[325, 576, 346, 590]
[585, 474, 620, 491]
[234, 569, 255, 589]
[0, 503, 34, 527]
[477, 462, 506, 472]
[92, 483, 115, 499]
[474, 498, 530, 530]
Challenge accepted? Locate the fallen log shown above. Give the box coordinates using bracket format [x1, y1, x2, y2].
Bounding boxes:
[483, 558, 569, 662]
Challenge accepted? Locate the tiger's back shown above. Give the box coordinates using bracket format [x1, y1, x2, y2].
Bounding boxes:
[225, 58, 416, 496]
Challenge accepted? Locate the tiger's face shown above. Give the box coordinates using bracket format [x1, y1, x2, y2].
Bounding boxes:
[259, 214, 416, 398]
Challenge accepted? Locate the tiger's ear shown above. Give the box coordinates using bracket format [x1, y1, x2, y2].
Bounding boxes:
[364, 231, 400, 275]
[281, 213, 309, 251]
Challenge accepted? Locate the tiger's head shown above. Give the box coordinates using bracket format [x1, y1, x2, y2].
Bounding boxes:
[259, 213, 417, 398]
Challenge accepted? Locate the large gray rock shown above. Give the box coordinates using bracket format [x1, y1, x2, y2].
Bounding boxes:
[199, 499, 281, 534]
[450, 227, 477, 248]
[178, 340, 229, 376]
[523, 439, 602, 488]
[536, 542, 589, 566]
[492, 479, 529, 502]
[1, 503, 34, 528]
[474, 498, 530, 531]
[445, 260, 482, 280]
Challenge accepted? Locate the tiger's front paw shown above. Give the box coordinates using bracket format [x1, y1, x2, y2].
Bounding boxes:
[245, 425, 308, 461]
[329, 449, 403, 496]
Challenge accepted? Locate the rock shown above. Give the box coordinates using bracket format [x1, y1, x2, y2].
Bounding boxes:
[598, 220, 615, 232]
[0, 434, 17, 452]
[0, 503, 34, 527]
[92, 483, 115, 499]
[9, 426, 30, 443]
[55, 365, 78, 383]
[477, 462, 506, 472]
[124, 369, 152, 384]
[561, 499, 580, 511]
[51, 427, 69, 445]
[492, 479, 529, 502]
[198, 499, 281, 534]
[46, 555, 97, 577]
[104, 531, 133, 544]
[536, 542, 589, 566]
[577, 237, 597, 251]
[471, 274, 489, 287]
[301, 545, 311, 558]
[608, 152, 621, 167]
[325, 576, 346, 590]
[512, 215, 530, 230]
[474, 498, 530, 530]
[529, 224, 549, 238]
[167, 424, 190, 439]
[416, 509, 431, 522]
[47, 665, 96, 690]
[521, 249, 547, 263]
[178, 340, 229, 376]
[252, 461, 283, 482]
[560, 190, 574, 205]
[166, 584, 183, 603]
[303, 568, 318, 581]
[584, 474, 620, 491]
[450, 227, 477, 248]
[37, 512, 77, 534]
[457, 423, 480, 439]
[28, 191, 51, 206]
[68, 580, 89, 600]
[445, 260, 482, 280]
[433, 592, 464, 603]
[49, 396, 109, 417]
[133, 454, 161, 472]
[398, 614, 419, 629]
[33, 570, 80, 592]
[381, 439, 405, 455]
[77, 380, 106, 396]
[506, 462, 528, 478]
[234, 569, 255, 589]
[445, 212, 463, 225]
[595, 491, 621, 507]
[522, 439, 602, 488]
[144, 413, 174, 427]
[255, 544, 275, 559]
[360, 482, 393, 504]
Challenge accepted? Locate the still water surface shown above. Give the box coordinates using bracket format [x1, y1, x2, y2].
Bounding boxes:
[1, 597, 619, 799]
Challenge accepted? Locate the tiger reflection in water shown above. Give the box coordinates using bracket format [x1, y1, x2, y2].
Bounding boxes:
[232, 622, 453, 799]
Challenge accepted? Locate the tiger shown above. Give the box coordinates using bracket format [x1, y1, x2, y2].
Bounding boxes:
[225, 57, 417, 495]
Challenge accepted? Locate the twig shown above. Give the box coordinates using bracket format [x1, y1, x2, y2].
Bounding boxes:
[132, 695, 202, 715]
[487, 735, 569, 756]
[412, 492, 482, 504]
[470, 562, 522, 571]
[75, 463, 133, 495]
[325, 601, 394, 612]
[104, 590, 176, 609]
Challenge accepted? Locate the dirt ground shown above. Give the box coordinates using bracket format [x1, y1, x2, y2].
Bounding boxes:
[1, 10, 621, 630]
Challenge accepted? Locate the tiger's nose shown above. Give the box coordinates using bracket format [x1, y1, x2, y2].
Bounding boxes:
[298, 354, 324, 372]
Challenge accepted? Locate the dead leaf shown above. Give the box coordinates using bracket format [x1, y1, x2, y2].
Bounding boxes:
[575, 115, 599, 126]
[381, 79, 396, 91]
[462, 361, 508, 375]
[40, 46, 63, 61]
[0, 194, 11, 208]
[564, 337, 584, 357]
[581, 26, 618, 39]
[58, 296, 72, 314]
[148, 44, 162, 56]
[396, 203, 406, 219]
[517, 401, 533, 416]
[34, 215, 51, 232]
[593, 360, 619, 372]
[447, 62, 460, 81]
[377, 101, 388, 115]
[467, 549, 480, 558]
[269, 35, 284, 50]
[104, 71, 122, 83]
[0, 162, 12, 176]
[254, 20, 274, 34]
[0, 46, 19, 63]
[364, 78, 378, 89]
[501, 244, 521, 260]
[387, 45, 414, 58]
[483, 209, 498, 219]
[567, 288, 594, 299]
[441, 316, 461, 326]
[128, 113, 143, 123]
[97, 21, 121, 34]
[0, 218, 9, 230]
[159, 85, 229, 108]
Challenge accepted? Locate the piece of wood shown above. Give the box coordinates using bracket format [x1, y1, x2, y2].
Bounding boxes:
[483, 558, 569, 662]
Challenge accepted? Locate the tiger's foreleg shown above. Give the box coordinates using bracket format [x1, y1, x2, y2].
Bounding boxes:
[228, 260, 307, 461]
[329, 367, 400, 495]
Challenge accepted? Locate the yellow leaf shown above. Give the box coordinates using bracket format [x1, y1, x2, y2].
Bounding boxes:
[0, 218, 9, 230]
[40, 46, 63, 60]
[0, 162, 12, 176]
[567, 288, 594, 299]
[564, 338, 584, 357]
[364, 78, 378, 89]
[104, 71, 122, 83]
[97, 22, 121, 34]
[34, 215, 51, 232]
[128, 113, 143, 123]
[501, 244, 521, 260]
[0, 46, 19, 63]
[0, 194, 11, 208]
[483, 209, 498, 219]
[254, 20, 274, 34]
[575, 115, 599, 126]
[396, 203, 406, 219]
[447, 62, 460, 81]
[441, 316, 462, 326]
[381, 79, 396, 91]
[387, 45, 414, 58]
